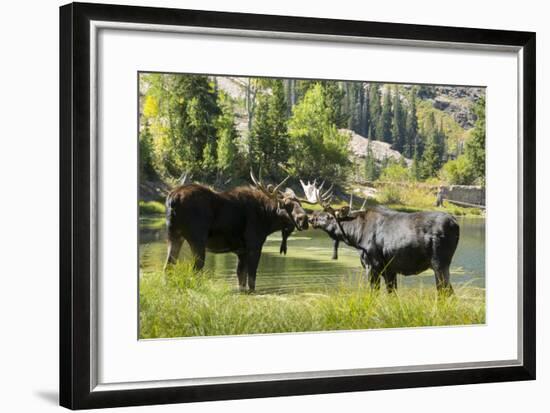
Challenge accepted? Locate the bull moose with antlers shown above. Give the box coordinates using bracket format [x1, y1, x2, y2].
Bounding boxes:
[301, 180, 460, 294]
[164, 171, 311, 292]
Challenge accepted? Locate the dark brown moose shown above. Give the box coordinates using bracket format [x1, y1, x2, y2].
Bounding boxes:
[303, 181, 460, 294]
[164, 172, 309, 292]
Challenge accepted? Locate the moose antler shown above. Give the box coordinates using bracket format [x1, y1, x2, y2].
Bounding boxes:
[179, 171, 192, 185]
[348, 193, 367, 214]
[250, 169, 290, 199]
[299, 179, 333, 206]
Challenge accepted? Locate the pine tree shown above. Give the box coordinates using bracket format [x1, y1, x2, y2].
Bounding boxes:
[404, 89, 419, 158]
[215, 92, 238, 178]
[466, 96, 486, 185]
[268, 80, 290, 177]
[364, 138, 378, 181]
[247, 80, 290, 177]
[436, 119, 447, 164]
[320, 81, 348, 128]
[378, 86, 393, 144]
[368, 83, 381, 140]
[391, 85, 406, 152]
[248, 92, 271, 171]
[142, 73, 220, 179]
[420, 113, 444, 179]
[411, 148, 421, 181]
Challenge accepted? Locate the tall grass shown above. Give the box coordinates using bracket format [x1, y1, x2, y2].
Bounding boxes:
[139, 263, 485, 339]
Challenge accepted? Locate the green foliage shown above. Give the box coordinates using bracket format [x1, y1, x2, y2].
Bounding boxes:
[420, 113, 446, 179]
[391, 85, 407, 152]
[378, 86, 393, 143]
[440, 154, 475, 185]
[288, 84, 350, 181]
[139, 124, 156, 179]
[364, 141, 379, 181]
[248, 80, 289, 178]
[379, 162, 410, 183]
[139, 200, 166, 215]
[416, 99, 466, 156]
[368, 83, 381, 140]
[139, 264, 485, 338]
[141, 73, 220, 179]
[344, 82, 368, 136]
[404, 89, 419, 158]
[465, 96, 486, 185]
[410, 149, 422, 181]
[215, 92, 238, 177]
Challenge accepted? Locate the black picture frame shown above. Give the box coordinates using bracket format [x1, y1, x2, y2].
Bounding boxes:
[60, 2, 536, 409]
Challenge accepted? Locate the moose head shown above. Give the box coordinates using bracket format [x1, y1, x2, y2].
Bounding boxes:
[250, 170, 309, 231]
[299, 180, 366, 234]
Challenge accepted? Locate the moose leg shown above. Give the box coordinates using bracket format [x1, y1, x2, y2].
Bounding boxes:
[280, 229, 289, 255]
[188, 241, 206, 271]
[368, 268, 381, 291]
[434, 265, 454, 295]
[384, 272, 398, 293]
[332, 239, 339, 260]
[236, 253, 248, 292]
[246, 249, 262, 293]
[164, 236, 183, 272]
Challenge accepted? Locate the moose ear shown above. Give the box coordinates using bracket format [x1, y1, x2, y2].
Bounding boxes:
[337, 206, 350, 218]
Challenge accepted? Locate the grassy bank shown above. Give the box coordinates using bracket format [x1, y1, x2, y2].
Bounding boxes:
[139, 263, 485, 339]
[370, 184, 483, 217]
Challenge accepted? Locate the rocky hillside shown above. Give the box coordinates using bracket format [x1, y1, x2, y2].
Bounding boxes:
[344, 129, 411, 165]
[430, 86, 484, 129]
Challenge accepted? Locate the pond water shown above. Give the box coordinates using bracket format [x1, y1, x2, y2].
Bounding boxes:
[139, 216, 485, 293]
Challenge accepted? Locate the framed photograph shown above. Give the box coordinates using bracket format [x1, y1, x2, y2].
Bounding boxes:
[60, 2, 536, 409]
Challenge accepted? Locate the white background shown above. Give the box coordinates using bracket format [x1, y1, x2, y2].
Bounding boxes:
[0, 0, 546, 412]
[98, 26, 518, 384]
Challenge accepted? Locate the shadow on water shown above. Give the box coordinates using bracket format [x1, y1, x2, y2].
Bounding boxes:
[139, 215, 485, 293]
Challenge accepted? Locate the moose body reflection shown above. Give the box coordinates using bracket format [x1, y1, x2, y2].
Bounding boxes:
[164, 172, 309, 292]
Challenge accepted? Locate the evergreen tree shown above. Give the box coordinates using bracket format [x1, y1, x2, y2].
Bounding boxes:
[404, 89, 419, 158]
[410, 148, 421, 181]
[248, 80, 289, 177]
[139, 123, 155, 180]
[364, 139, 378, 181]
[378, 86, 393, 143]
[215, 92, 238, 177]
[142, 74, 220, 179]
[368, 83, 381, 140]
[248, 92, 271, 171]
[320, 81, 348, 128]
[465, 96, 486, 185]
[391, 85, 406, 152]
[436, 119, 447, 164]
[420, 113, 444, 179]
[268, 80, 290, 177]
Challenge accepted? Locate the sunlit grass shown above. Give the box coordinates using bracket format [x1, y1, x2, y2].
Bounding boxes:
[139, 263, 485, 339]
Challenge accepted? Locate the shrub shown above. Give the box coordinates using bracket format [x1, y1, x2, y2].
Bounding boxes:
[378, 185, 404, 204]
[440, 155, 475, 185]
[379, 162, 410, 183]
[139, 200, 166, 215]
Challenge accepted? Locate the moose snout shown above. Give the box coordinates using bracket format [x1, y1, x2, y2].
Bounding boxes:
[296, 213, 309, 230]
